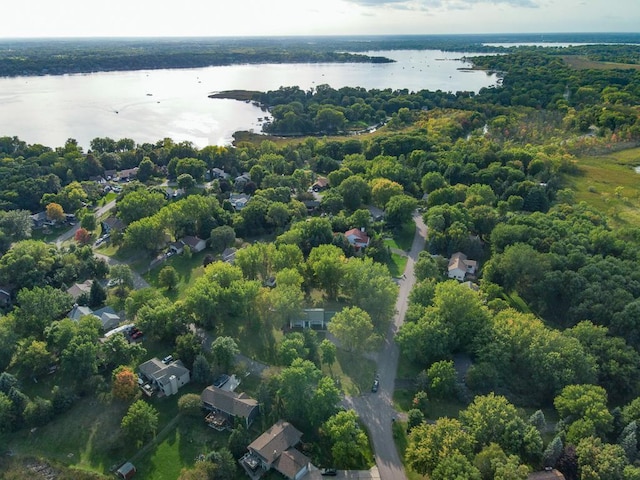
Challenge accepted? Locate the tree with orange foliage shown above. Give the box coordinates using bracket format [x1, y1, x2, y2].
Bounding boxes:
[112, 365, 138, 401]
[74, 227, 92, 245]
[46, 202, 65, 222]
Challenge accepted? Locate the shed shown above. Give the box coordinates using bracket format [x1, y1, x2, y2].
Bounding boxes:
[116, 462, 136, 480]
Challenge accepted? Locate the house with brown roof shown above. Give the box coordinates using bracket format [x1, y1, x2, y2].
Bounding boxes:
[447, 251, 477, 281]
[311, 177, 328, 192]
[240, 420, 313, 480]
[201, 386, 259, 430]
[117, 167, 138, 182]
[181, 235, 207, 253]
[66, 279, 93, 301]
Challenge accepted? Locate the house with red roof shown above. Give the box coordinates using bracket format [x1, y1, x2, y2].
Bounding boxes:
[344, 228, 370, 250]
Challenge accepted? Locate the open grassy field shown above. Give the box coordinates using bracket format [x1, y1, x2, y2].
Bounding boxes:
[143, 250, 208, 300]
[563, 55, 640, 71]
[564, 146, 640, 227]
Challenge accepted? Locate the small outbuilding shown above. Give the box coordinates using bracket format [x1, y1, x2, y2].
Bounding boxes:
[116, 462, 136, 480]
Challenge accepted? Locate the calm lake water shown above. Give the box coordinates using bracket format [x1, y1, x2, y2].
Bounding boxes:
[0, 50, 498, 150]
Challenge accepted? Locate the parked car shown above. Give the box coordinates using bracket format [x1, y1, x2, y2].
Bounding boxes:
[371, 379, 379, 393]
[131, 330, 144, 340]
[321, 468, 337, 476]
[162, 355, 174, 364]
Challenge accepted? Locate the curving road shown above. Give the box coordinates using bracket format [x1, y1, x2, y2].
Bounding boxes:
[342, 211, 426, 480]
[54, 199, 117, 248]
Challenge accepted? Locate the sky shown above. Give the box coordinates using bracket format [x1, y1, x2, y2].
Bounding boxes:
[3, 0, 639, 38]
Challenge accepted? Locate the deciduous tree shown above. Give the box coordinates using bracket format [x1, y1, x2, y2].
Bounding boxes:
[121, 399, 158, 447]
[112, 366, 138, 401]
[321, 410, 370, 468]
[328, 306, 378, 353]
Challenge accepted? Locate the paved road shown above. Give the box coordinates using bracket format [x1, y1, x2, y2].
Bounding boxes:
[54, 199, 116, 248]
[52, 199, 150, 289]
[342, 211, 426, 480]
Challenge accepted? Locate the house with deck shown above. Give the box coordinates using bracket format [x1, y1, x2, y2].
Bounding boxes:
[201, 386, 259, 430]
[240, 420, 313, 480]
[138, 357, 190, 397]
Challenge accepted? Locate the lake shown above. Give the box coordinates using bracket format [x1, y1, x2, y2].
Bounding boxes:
[0, 49, 498, 150]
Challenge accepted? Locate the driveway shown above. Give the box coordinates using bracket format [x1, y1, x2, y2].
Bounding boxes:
[342, 211, 426, 480]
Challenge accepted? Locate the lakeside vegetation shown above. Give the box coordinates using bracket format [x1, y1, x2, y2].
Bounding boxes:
[1, 37, 640, 480]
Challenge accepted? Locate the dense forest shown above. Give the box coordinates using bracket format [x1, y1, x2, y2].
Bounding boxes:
[2, 39, 640, 480]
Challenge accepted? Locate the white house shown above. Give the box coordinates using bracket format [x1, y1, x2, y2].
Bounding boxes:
[447, 252, 477, 281]
[344, 228, 370, 250]
[229, 193, 251, 211]
[138, 358, 190, 396]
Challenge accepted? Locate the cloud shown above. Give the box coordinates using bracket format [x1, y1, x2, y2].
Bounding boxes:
[345, 0, 540, 9]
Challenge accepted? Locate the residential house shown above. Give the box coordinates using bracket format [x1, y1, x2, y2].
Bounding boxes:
[68, 304, 94, 322]
[117, 167, 138, 182]
[89, 175, 107, 185]
[168, 240, 184, 255]
[234, 172, 252, 190]
[311, 177, 328, 192]
[367, 205, 385, 222]
[201, 386, 259, 430]
[165, 187, 185, 199]
[240, 420, 313, 480]
[222, 247, 237, 264]
[181, 235, 207, 253]
[30, 211, 48, 229]
[447, 252, 477, 281]
[104, 170, 117, 181]
[94, 306, 121, 331]
[101, 216, 125, 234]
[66, 279, 93, 301]
[138, 358, 190, 396]
[211, 168, 230, 180]
[289, 308, 335, 330]
[230, 193, 251, 211]
[344, 228, 370, 250]
[68, 304, 121, 330]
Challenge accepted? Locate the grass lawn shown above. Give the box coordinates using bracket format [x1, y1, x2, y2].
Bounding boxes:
[387, 253, 408, 278]
[3, 395, 131, 474]
[394, 388, 466, 420]
[504, 291, 531, 314]
[143, 251, 208, 300]
[565, 147, 640, 227]
[134, 415, 232, 480]
[31, 224, 70, 243]
[383, 221, 416, 252]
[326, 349, 377, 396]
[563, 55, 640, 71]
